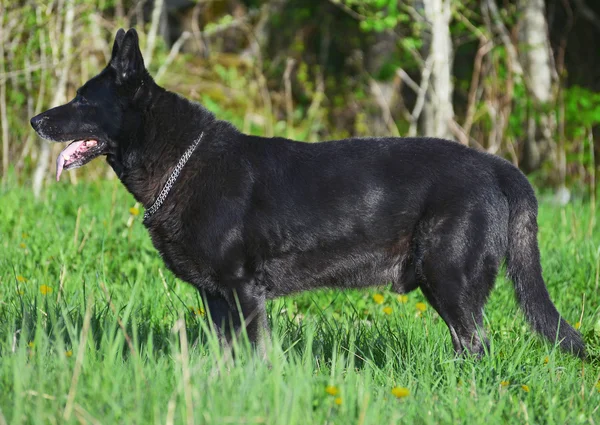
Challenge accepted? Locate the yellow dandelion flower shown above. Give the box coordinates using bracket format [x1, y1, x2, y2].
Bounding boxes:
[391, 387, 410, 398]
[65, 350, 73, 358]
[543, 356, 549, 365]
[397, 294, 408, 303]
[373, 293, 384, 305]
[334, 397, 342, 405]
[500, 381, 510, 387]
[574, 321, 581, 330]
[189, 306, 205, 317]
[595, 381, 600, 393]
[521, 385, 530, 393]
[19, 242, 26, 249]
[383, 306, 393, 315]
[129, 206, 140, 216]
[39, 285, 53, 295]
[28, 341, 34, 348]
[16, 275, 27, 283]
[325, 386, 339, 396]
[415, 302, 427, 312]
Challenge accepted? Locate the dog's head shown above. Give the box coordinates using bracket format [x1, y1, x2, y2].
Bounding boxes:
[30, 28, 149, 180]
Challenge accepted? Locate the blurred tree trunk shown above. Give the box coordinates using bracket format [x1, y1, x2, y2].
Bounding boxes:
[254, 0, 287, 55]
[419, 0, 454, 139]
[0, 0, 9, 183]
[518, 0, 556, 172]
[144, 0, 166, 68]
[32, 0, 74, 197]
[366, 30, 400, 137]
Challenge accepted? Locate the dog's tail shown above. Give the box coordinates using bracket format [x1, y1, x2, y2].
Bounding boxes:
[498, 164, 585, 358]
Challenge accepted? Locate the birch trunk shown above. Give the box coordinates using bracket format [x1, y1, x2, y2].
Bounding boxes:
[32, 0, 74, 197]
[420, 0, 454, 140]
[144, 0, 165, 68]
[518, 0, 556, 171]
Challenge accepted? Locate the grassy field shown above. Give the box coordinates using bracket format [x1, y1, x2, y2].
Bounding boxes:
[0, 179, 599, 425]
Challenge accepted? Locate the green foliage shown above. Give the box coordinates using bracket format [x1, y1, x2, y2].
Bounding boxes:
[203, 14, 235, 35]
[563, 86, 600, 138]
[508, 80, 530, 140]
[335, 0, 403, 33]
[0, 180, 598, 424]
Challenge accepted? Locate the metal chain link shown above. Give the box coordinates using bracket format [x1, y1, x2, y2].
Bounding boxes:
[144, 132, 204, 220]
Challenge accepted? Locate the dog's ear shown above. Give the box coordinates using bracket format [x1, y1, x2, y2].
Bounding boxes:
[111, 28, 126, 59]
[111, 28, 145, 83]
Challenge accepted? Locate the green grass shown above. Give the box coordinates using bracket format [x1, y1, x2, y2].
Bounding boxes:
[1, 179, 599, 425]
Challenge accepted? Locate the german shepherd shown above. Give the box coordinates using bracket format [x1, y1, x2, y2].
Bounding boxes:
[30, 28, 585, 358]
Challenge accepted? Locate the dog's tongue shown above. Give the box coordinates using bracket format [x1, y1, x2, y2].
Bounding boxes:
[56, 140, 85, 181]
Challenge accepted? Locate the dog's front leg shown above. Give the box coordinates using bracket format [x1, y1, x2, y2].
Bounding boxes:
[200, 289, 240, 344]
[200, 286, 269, 357]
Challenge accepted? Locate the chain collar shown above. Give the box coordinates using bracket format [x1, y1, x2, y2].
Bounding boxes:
[143, 132, 204, 220]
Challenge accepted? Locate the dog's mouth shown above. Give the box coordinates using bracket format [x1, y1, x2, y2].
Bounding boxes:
[56, 139, 107, 181]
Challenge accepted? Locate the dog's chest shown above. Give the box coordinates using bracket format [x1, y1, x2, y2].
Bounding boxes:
[146, 222, 218, 290]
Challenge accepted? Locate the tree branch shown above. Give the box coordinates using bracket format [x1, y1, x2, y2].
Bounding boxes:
[483, 0, 523, 76]
[397, 54, 435, 137]
[155, 31, 191, 83]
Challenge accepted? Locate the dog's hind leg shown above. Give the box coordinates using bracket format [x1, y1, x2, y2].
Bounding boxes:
[419, 267, 494, 356]
[415, 212, 505, 356]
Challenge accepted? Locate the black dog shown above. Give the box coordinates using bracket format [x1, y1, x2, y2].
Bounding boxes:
[31, 28, 585, 358]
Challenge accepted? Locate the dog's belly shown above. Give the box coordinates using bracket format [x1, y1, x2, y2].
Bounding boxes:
[259, 242, 418, 298]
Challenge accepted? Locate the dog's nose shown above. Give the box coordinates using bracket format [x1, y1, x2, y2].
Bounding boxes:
[30, 114, 45, 131]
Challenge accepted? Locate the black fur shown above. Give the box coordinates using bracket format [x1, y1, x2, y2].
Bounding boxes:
[30, 28, 585, 358]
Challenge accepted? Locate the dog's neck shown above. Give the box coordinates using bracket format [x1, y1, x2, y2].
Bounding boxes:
[111, 84, 217, 210]
[143, 131, 204, 220]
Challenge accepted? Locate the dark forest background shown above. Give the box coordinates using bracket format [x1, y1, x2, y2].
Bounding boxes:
[1, 0, 599, 200]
